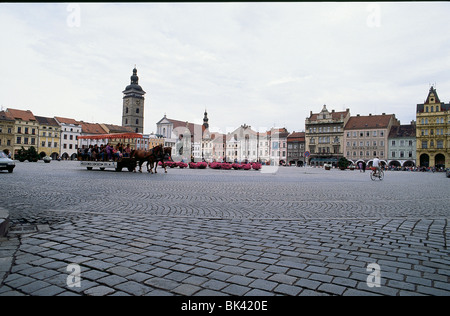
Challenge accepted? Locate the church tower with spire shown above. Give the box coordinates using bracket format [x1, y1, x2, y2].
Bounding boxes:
[122, 67, 146, 133]
[203, 110, 209, 129]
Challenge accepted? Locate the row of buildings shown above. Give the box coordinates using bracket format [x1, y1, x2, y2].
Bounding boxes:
[0, 108, 164, 160]
[157, 86, 449, 168]
[1, 65, 448, 168]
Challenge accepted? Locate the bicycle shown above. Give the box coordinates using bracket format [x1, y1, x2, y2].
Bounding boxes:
[370, 167, 384, 181]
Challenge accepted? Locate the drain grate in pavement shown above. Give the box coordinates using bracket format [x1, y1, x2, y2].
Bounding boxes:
[8, 224, 51, 235]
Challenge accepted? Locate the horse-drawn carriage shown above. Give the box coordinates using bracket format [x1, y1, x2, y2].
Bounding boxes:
[78, 133, 171, 173]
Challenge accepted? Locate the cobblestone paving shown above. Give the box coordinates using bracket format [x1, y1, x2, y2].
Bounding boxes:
[0, 161, 449, 296]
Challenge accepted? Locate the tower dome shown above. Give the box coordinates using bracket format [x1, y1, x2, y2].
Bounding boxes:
[125, 67, 143, 92]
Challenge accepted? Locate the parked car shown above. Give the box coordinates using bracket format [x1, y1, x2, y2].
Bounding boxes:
[446, 168, 450, 178]
[0, 151, 15, 173]
[43, 156, 52, 163]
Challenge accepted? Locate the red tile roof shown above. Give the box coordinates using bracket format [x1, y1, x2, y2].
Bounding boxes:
[288, 132, 305, 142]
[345, 114, 396, 130]
[0, 111, 14, 122]
[55, 117, 81, 125]
[79, 122, 107, 134]
[6, 108, 36, 122]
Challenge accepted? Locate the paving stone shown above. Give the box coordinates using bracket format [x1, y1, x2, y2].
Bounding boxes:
[172, 284, 202, 296]
[84, 285, 115, 296]
[115, 281, 153, 296]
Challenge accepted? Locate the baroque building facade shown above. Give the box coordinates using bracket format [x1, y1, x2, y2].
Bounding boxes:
[305, 105, 350, 166]
[416, 86, 450, 168]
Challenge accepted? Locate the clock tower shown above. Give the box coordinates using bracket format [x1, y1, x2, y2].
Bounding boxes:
[122, 67, 146, 133]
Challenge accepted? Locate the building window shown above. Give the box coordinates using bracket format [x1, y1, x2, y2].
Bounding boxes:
[422, 141, 428, 149]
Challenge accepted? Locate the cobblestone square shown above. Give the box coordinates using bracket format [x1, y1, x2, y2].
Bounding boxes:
[0, 161, 449, 296]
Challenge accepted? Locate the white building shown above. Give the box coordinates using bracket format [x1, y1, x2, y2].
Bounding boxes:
[55, 117, 82, 160]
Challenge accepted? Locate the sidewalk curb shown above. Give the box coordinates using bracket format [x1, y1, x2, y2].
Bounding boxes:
[0, 208, 10, 238]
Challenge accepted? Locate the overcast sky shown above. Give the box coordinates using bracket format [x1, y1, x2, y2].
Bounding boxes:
[1, 2, 450, 134]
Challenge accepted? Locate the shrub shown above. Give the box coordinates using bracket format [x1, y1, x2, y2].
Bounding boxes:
[242, 163, 252, 170]
[165, 161, 177, 168]
[232, 163, 242, 170]
[221, 163, 232, 170]
[177, 162, 188, 169]
[189, 162, 198, 169]
[252, 163, 262, 170]
[197, 162, 207, 169]
[338, 157, 351, 170]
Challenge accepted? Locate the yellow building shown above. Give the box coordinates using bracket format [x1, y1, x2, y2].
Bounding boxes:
[5, 108, 39, 158]
[416, 87, 450, 168]
[0, 111, 15, 156]
[35, 116, 61, 160]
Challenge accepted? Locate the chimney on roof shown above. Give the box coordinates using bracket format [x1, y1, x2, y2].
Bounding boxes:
[382, 113, 386, 115]
[369, 113, 372, 116]
[357, 114, 360, 117]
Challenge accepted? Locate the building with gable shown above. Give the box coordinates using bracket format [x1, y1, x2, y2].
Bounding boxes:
[416, 86, 450, 168]
[305, 105, 350, 166]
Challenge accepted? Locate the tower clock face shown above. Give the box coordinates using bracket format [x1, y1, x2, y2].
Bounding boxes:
[125, 99, 130, 105]
[135, 99, 140, 106]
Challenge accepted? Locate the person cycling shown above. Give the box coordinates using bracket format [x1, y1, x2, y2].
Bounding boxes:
[372, 156, 381, 175]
